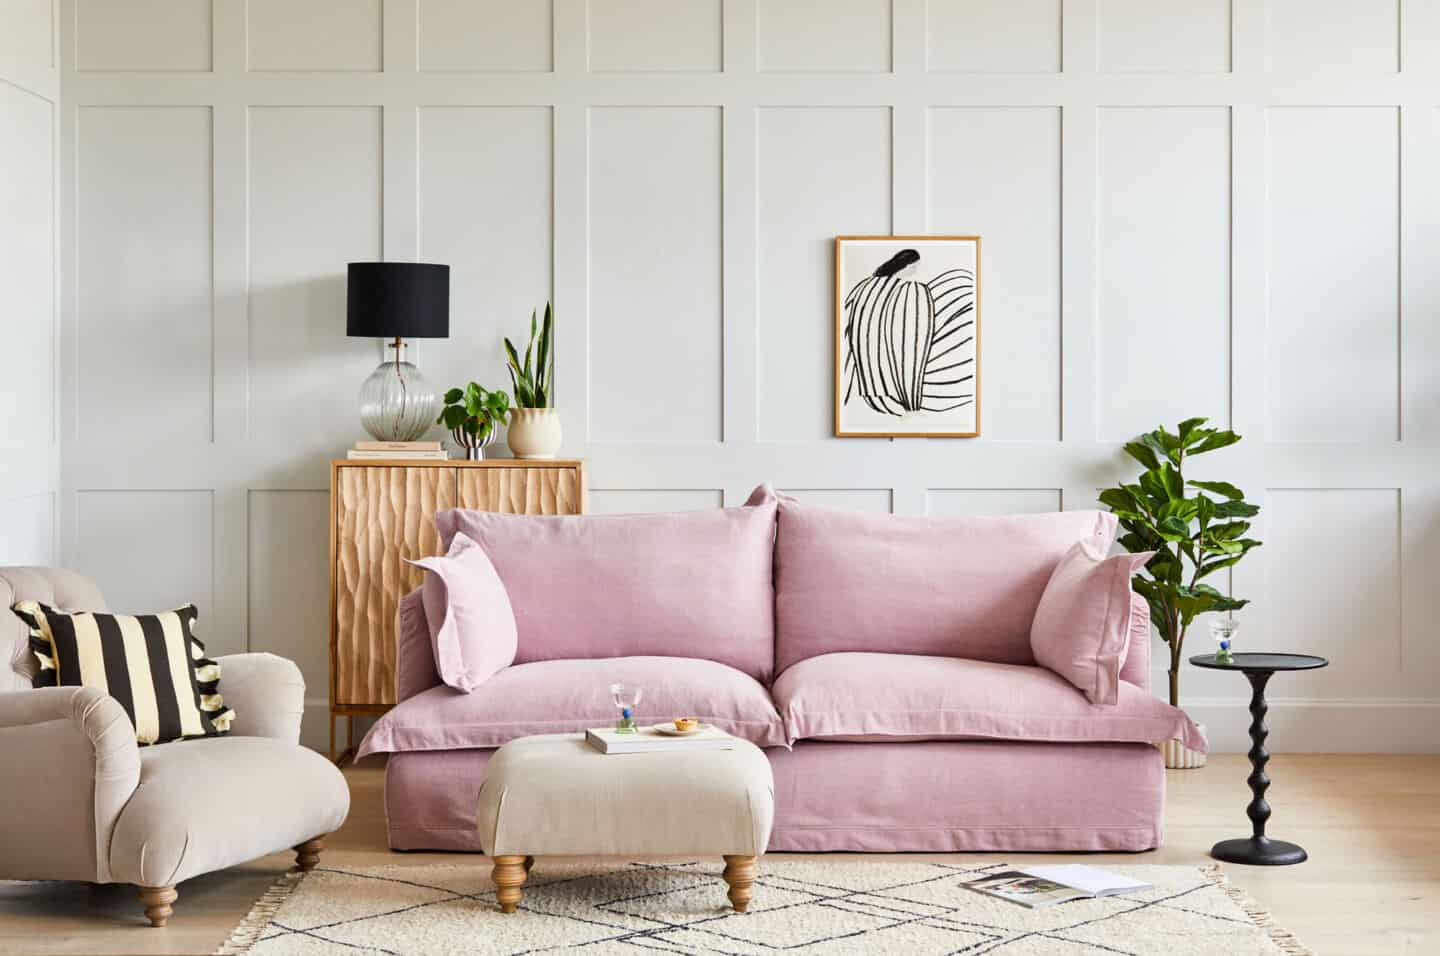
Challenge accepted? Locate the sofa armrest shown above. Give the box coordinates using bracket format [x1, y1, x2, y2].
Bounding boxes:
[0, 687, 140, 883]
[215, 652, 305, 744]
[396, 587, 440, 704]
[1118, 608, 1152, 692]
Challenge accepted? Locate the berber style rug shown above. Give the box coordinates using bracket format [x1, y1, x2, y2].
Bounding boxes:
[216, 859, 1309, 955]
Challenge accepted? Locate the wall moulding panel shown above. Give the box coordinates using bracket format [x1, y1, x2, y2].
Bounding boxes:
[56, 0, 1440, 752]
[2, 0, 59, 566]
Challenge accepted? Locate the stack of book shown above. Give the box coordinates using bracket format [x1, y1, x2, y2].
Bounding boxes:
[347, 440, 449, 461]
[585, 726, 737, 754]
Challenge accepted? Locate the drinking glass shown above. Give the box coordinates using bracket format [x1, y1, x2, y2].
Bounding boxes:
[1211, 618, 1239, 664]
[609, 683, 643, 734]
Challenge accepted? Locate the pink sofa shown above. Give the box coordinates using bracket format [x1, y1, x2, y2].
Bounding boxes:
[358, 489, 1202, 853]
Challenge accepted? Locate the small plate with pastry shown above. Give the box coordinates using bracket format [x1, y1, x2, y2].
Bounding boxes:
[653, 718, 705, 736]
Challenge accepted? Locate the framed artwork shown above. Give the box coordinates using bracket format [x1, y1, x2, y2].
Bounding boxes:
[834, 235, 980, 438]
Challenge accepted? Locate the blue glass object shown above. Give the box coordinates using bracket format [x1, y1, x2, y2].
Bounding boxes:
[610, 684, 642, 734]
[1212, 618, 1239, 664]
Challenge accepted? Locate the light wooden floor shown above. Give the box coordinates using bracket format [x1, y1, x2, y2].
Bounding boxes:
[1, 754, 1436, 955]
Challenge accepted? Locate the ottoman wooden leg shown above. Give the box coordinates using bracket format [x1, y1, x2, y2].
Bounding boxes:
[523, 855, 535, 873]
[722, 855, 758, 913]
[137, 885, 177, 927]
[492, 855, 529, 913]
[293, 837, 325, 873]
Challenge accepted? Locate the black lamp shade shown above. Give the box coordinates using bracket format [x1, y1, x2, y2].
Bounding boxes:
[346, 262, 450, 339]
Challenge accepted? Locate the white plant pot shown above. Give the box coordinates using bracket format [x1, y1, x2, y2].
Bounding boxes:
[1160, 721, 1208, 770]
[507, 407, 563, 460]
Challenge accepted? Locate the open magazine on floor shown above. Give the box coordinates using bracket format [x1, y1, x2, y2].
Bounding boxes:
[965, 865, 1152, 909]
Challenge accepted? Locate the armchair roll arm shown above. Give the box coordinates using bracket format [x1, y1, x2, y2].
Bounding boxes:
[0, 687, 140, 883]
[215, 652, 305, 744]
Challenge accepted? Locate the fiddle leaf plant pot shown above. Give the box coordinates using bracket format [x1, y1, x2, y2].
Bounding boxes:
[506, 407, 563, 460]
[504, 302, 562, 460]
[1160, 729, 1208, 770]
[1099, 417, 1261, 771]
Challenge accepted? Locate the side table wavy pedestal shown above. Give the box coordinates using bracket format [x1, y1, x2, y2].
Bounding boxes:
[1190, 652, 1330, 866]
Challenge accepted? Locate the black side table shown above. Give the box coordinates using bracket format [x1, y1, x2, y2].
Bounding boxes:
[1190, 652, 1329, 865]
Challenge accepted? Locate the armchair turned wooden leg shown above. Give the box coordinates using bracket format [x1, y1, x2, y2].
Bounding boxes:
[722, 855, 758, 913]
[294, 837, 325, 873]
[138, 885, 177, 927]
[492, 855, 529, 913]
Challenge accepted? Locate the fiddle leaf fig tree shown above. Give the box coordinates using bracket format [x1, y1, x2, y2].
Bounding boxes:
[1098, 417, 1262, 708]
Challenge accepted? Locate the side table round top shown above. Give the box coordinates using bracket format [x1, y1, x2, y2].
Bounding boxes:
[1189, 652, 1329, 672]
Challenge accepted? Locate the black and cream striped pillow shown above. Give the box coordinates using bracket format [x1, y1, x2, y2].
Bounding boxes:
[14, 601, 235, 745]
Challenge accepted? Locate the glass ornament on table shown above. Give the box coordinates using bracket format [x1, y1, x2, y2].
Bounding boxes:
[609, 683, 643, 734]
[1211, 618, 1239, 665]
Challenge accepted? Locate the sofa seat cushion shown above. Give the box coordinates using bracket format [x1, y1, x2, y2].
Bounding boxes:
[358, 656, 788, 758]
[772, 652, 1205, 751]
[109, 736, 350, 886]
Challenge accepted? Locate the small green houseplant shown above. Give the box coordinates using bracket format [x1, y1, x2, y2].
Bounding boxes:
[503, 303, 563, 459]
[504, 303, 554, 409]
[437, 382, 510, 460]
[1098, 417, 1262, 708]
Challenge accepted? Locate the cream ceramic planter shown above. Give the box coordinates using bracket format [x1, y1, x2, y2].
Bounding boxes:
[507, 407, 563, 459]
[1161, 721, 1208, 769]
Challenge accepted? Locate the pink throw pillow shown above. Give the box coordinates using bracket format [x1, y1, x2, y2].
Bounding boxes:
[1030, 540, 1153, 705]
[407, 532, 517, 693]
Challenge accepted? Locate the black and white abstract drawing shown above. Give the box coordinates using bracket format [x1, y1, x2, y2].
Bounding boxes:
[835, 236, 980, 437]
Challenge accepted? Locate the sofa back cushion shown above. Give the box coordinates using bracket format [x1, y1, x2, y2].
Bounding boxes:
[773, 501, 1118, 675]
[435, 487, 778, 682]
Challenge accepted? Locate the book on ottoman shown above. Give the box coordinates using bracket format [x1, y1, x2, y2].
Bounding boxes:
[585, 726, 737, 754]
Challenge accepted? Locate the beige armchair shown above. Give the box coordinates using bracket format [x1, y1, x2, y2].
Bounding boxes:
[0, 567, 350, 927]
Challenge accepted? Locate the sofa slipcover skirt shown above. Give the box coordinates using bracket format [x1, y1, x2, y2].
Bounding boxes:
[384, 739, 1163, 854]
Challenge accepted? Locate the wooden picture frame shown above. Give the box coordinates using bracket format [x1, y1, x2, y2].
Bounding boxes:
[833, 235, 981, 438]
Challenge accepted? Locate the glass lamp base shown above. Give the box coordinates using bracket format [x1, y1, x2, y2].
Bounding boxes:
[359, 358, 439, 442]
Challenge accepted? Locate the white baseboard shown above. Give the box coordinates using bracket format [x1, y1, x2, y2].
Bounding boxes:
[294, 697, 1440, 756]
[1181, 697, 1440, 753]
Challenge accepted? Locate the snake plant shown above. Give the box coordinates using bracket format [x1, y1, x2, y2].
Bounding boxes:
[504, 303, 554, 409]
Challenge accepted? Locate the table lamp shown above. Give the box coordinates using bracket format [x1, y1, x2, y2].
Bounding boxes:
[346, 262, 450, 442]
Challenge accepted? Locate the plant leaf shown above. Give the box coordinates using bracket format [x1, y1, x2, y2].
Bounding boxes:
[1212, 500, 1260, 519]
[1189, 479, 1244, 500]
[1177, 417, 1209, 443]
[1189, 430, 1241, 455]
[1123, 441, 1161, 471]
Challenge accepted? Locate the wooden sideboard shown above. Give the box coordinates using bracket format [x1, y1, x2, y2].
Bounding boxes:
[328, 458, 585, 760]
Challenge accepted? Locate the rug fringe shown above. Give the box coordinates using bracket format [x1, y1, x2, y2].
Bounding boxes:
[213, 870, 305, 955]
[1201, 863, 1313, 956]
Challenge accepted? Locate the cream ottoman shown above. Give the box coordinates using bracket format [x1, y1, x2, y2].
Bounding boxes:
[476, 733, 774, 914]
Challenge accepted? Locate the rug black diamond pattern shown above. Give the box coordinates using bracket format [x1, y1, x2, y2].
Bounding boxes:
[222, 860, 1304, 956]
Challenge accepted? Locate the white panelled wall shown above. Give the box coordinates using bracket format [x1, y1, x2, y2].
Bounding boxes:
[0, 0, 60, 566]
[53, 0, 1440, 752]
